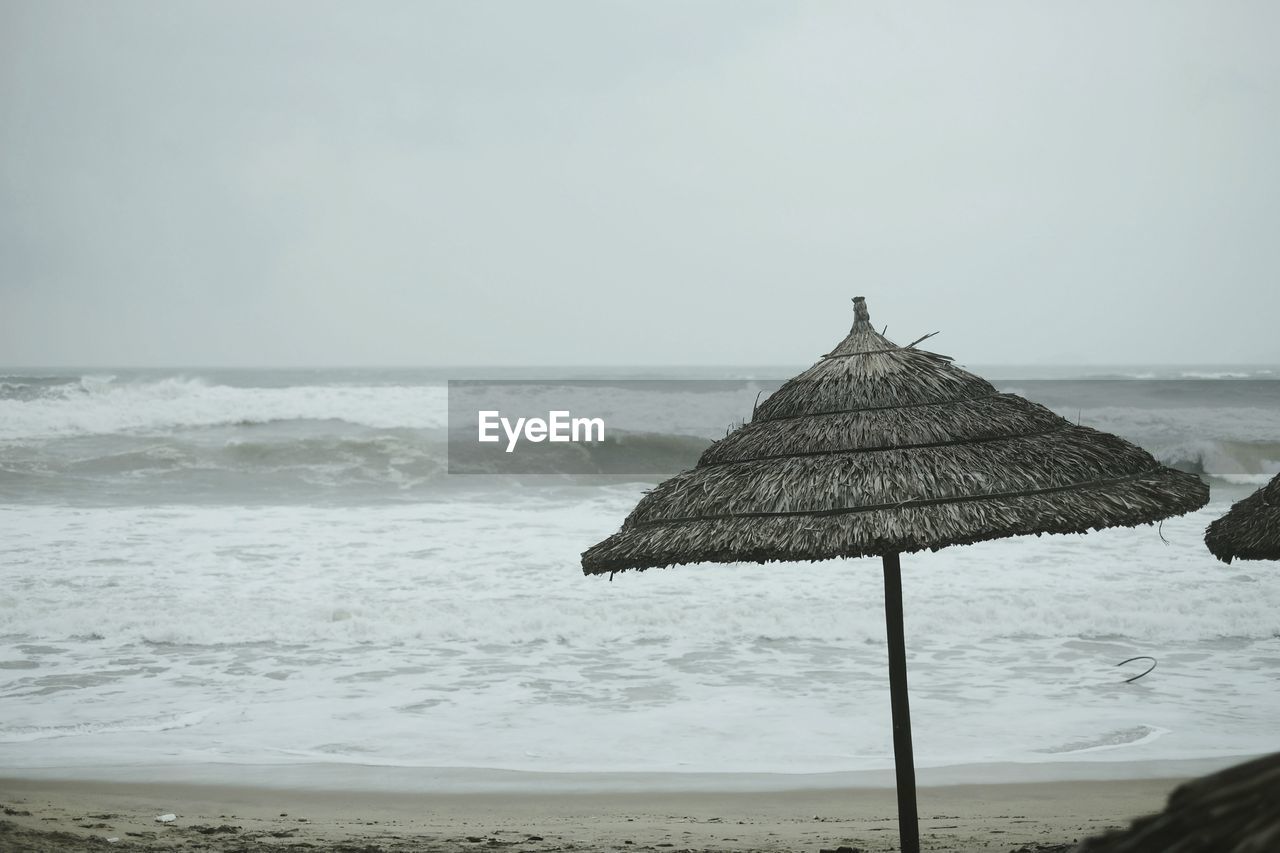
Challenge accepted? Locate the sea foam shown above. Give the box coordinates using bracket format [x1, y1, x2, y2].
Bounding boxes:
[2, 496, 1278, 777]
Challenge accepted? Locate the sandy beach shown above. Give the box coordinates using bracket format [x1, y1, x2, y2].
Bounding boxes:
[0, 774, 1184, 853]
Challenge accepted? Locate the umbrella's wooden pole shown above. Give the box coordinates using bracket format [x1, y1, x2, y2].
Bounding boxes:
[882, 551, 919, 853]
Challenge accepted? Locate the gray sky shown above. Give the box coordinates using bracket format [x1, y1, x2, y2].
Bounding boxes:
[2, 1, 1278, 366]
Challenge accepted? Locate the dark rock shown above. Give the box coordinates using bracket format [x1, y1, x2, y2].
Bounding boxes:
[192, 824, 241, 834]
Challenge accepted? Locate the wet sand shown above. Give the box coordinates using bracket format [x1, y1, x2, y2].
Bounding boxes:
[0, 775, 1180, 852]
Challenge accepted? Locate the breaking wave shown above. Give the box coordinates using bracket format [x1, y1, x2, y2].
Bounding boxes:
[0, 374, 449, 439]
[2, 372, 1277, 502]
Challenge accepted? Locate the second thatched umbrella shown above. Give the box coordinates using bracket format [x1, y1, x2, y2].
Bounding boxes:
[582, 297, 1208, 853]
[1074, 751, 1280, 852]
[1204, 472, 1280, 563]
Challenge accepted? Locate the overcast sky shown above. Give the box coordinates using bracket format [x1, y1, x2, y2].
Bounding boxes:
[2, 1, 1278, 367]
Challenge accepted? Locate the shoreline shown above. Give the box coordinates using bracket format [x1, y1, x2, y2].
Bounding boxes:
[0, 753, 1256, 793]
[0, 771, 1192, 853]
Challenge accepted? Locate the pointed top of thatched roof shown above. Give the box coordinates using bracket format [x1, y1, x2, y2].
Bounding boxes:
[1204, 472, 1280, 563]
[826, 296, 887, 354]
[582, 299, 1208, 575]
[827, 296, 944, 359]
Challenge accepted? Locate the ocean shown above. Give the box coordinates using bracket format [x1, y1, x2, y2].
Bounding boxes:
[2, 366, 1278, 787]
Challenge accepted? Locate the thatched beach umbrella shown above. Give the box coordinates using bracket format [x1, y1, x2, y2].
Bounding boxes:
[1204, 472, 1280, 563]
[582, 297, 1208, 853]
[1075, 752, 1280, 852]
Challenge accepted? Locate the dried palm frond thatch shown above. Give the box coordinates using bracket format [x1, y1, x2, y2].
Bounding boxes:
[583, 298, 1207, 574]
[1075, 751, 1280, 852]
[579, 297, 1208, 853]
[1204, 473, 1280, 563]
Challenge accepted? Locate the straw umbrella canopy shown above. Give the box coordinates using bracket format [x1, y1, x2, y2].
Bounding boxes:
[1204, 472, 1280, 563]
[581, 297, 1208, 853]
[1074, 751, 1280, 852]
